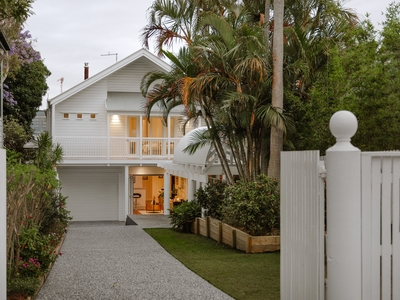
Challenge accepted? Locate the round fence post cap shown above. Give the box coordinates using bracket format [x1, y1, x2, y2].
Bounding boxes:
[330, 110, 358, 140]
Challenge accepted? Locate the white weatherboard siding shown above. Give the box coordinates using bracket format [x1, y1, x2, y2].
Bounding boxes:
[107, 58, 162, 92]
[55, 81, 107, 137]
[110, 115, 128, 137]
[59, 167, 124, 221]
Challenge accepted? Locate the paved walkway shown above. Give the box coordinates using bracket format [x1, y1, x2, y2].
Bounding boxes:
[36, 216, 233, 300]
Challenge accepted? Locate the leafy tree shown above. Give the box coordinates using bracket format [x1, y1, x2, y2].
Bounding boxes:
[0, 0, 35, 75]
[295, 3, 400, 153]
[3, 29, 50, 133]
[0, 0, 33, 26]
[4, 58, 50, 131]
[3, 115, 30, 153]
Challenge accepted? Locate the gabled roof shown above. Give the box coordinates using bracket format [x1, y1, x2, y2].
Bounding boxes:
[49, 48, 171, 106]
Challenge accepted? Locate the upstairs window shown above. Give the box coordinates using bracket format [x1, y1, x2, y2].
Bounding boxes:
[90, 113, 97, 120]
[63, 113, 69, 119]
[76, 113, 83, 120]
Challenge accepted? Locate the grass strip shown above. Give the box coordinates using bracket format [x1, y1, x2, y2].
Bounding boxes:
[144, 228, 280, 300]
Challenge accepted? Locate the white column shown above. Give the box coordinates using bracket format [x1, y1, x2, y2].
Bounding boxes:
[187, 179, 195, 201]
[163, 173, 171, 215]
[326, 110, 361, 300]
[124, 166, 129, 219]
[0, 149, 6, 300]
[139, 115, 143, 159]
[106, 114, 110, 159]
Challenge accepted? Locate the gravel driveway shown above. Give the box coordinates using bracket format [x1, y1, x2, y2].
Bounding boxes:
[36, 220, 234, 300]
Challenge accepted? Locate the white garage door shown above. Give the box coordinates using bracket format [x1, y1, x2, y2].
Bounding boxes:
[59, 168, 119, 221]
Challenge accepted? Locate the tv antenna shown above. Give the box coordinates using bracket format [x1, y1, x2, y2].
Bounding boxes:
[57, 77, 64, 93]
[101, 52, 118, 63]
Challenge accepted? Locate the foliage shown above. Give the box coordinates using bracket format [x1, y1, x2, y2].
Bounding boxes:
[141, 0, 358, 182]
[6, 131, 70, 298]
[1, 28, 50, 137]
[34, 131, 63, 169]
[293, 3, 400, 153]
[222, 175, 280, 236]
[3, 115, 31, 153]
[194, 179, 227, 220]
[1, 2, 36, 80]
[7, 276, 40, 297]
[0, 0, 33, 26]
[4, 57, 50, 132]
[6, 163, 69, 277]
[146, 228, 280, 300]
[40, 193, 71, 236]
[169, 200, 201, 231]
[18, 226, 58, 277]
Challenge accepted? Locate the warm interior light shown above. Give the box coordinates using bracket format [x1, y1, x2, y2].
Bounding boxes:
[111, 115, 120, 124]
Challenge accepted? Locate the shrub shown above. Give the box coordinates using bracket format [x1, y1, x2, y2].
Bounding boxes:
[195, 179, 227, 220]
[18, 225, 58, 277]
[7, 276, 40, 297]
[222, 175, 280, 236]
[169, 200, 201, 231]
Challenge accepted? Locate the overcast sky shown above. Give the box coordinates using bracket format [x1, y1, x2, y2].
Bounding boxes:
[25, 0, 396, 108]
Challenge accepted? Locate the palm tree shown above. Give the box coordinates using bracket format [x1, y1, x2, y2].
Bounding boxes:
[266, 0, 358, 179]
[34, 131, 63, 170]
[141, 0, 358, 182]
[192, 6, 272, 181]
[268, 0, 284, 180]
[141, 0, 232, 56]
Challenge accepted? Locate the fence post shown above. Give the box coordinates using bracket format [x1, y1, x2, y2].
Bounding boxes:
[0, 149, 6, 300]
[326, 111, 361, 300]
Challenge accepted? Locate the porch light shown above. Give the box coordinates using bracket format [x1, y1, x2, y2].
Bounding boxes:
[111, 115, 120, 124]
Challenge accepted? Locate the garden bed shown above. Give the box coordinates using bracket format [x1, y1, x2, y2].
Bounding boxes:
[7, 230, 67, 300]
[191, 217, 280, 253]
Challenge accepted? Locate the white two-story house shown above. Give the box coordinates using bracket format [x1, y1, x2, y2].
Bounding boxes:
[47, 49, 234, 222]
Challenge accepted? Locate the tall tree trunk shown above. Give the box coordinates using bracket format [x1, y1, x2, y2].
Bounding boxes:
[264, 0, 271, 47]
[260, 0, 271, 175]
[200, 99, 235, 184]
[268, 0, 284, 180]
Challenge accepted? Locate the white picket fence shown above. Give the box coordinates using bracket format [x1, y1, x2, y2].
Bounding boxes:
[280, 151, 325, 300]
[361, 153, 400, 300]
[281, 111, 400, 300]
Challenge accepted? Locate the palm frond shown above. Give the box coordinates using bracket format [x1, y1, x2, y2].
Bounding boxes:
[256, 104, 296, 137]
[197, 11, 236, 50]
[183, 128, 214, 155]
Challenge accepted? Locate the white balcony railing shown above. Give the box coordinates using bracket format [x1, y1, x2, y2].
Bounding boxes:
[54, 136, 180, 160]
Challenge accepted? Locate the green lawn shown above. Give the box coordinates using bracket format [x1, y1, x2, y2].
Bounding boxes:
[144, 228, 280, 300]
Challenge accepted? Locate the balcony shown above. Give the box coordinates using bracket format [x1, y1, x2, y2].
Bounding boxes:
[54, 137, 180, 160]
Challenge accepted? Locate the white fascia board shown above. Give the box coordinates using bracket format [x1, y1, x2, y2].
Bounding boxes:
[59, 158, 170, 167]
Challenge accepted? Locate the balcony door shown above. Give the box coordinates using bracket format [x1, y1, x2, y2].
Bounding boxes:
[142, 117, 164, 156]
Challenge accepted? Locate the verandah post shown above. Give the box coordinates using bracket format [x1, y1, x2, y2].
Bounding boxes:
[326, 110, 361, 300]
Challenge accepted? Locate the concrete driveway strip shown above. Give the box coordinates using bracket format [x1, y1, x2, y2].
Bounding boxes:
[36, 221, 234, 300]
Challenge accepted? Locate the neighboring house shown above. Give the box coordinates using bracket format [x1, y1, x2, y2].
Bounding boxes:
[47, 48, 232, 222]
[31, 110, 47, 137]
